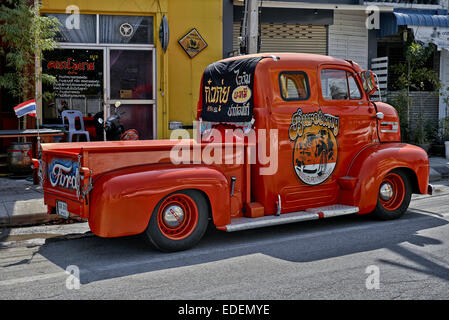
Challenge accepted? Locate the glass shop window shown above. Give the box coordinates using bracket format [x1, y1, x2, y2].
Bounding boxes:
[44, 13, 97, 43]
[44, 14, 154, 45]
[99, 15, 153, 44]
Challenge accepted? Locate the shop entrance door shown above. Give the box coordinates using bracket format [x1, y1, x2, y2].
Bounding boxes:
[105, 48, 156, 140]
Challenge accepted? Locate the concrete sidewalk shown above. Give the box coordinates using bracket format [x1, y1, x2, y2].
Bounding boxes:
[0, 177, 84, 227]
[0, 156, 448, 228]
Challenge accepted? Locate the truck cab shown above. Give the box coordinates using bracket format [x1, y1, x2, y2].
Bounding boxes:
[35, 53, 431, 252]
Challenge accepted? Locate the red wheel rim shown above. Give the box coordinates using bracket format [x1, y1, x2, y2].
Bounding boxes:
[379, 173, 405, 211]
[157, 193, 199, 240]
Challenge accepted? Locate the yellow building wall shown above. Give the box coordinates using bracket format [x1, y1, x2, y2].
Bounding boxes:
[165, 0, 223, 137]
[41, 0, 223, 139]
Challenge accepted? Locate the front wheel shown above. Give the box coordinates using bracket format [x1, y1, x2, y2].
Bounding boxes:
[372, 169, 412, 220]
[143, 190, 209, 252]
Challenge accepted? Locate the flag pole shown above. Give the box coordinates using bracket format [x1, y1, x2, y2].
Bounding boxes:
[34, 0, 41, 157]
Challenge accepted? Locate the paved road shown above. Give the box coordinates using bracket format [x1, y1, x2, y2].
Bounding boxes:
[1, 183, 449, 300]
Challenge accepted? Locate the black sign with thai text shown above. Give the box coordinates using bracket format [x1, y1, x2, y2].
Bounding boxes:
[200, 57, 261, 123]
[43, 48, 103, 98]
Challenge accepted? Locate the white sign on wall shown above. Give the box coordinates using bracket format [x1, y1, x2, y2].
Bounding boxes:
[411, 26, 449, 50]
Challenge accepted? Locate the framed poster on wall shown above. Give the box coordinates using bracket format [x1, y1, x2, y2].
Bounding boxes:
[42, 48, 104, 120]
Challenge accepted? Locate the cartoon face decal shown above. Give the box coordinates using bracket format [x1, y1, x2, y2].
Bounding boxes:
[289, 108, 340, 185]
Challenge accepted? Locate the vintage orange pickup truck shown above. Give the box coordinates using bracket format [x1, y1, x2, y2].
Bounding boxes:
[33, 53, 432, 252]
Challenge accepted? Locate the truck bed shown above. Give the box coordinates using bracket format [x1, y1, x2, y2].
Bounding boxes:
[41, 140, 195, 178]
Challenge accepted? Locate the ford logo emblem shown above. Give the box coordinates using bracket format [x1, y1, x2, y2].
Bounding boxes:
[48, 159, 79, 190]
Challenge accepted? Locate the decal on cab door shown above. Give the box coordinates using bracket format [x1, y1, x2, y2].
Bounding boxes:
[289, 108, 340, 185]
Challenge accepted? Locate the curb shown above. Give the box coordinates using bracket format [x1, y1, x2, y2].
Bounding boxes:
[0, 197, 85, 228]
[0, 213, 86, 228]
[0, 213, 65, 228]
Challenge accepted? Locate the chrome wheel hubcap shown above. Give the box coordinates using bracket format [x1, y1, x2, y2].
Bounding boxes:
[163, 205, 185, 228]
[379, 182, 394, 201]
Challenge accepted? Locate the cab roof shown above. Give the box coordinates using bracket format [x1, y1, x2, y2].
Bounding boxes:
[220, 52, 362, 72]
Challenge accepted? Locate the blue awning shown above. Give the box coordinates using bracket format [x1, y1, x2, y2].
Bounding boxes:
[379, 9, 449, 38]
[394, 11, 449, 27]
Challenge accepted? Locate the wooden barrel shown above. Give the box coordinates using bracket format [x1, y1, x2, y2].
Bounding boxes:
[7, 142, 33, 176]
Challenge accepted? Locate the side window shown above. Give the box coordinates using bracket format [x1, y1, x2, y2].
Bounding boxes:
[321, 69, 347, 100]
[279, 72, 310, 101]
[347, 74, 362, 100]
[321, 69, 362, 100]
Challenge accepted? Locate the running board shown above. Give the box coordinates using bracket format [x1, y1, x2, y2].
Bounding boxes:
[224, 205, 359, 232]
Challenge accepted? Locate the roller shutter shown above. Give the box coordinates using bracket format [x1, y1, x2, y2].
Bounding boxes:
[233, 22, 328, 55]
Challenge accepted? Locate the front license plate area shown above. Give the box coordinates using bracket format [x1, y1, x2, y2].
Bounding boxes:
[56, 200, 70, 219]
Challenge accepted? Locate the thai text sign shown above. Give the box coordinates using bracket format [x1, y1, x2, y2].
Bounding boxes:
[43, 48, 103, 98]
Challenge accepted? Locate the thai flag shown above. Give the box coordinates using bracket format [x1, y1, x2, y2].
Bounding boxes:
[14, 99, 36, 118]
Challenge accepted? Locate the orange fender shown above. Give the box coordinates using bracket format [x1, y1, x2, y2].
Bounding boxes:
[89, 164, 230, 237]
[339, 143, 429, 214]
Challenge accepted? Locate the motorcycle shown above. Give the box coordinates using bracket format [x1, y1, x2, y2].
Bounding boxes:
[94, 102, 139, 141]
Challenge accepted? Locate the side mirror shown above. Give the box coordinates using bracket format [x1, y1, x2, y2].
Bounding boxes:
[360, 71, 377, 96]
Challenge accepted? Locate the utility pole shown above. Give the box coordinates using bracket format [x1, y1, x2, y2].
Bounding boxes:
[246, 0, 259, 54]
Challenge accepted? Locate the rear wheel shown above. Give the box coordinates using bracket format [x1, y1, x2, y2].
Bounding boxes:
[144, 190, 209, 252]
[373, 169, 411, 220]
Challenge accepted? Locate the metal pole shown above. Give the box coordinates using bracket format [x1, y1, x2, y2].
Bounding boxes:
[34, 0, 41, 154]
[246, 0, 259, 54]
